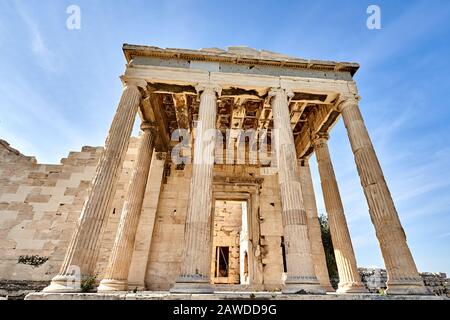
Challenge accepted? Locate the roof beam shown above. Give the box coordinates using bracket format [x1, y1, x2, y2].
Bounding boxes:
[172, 93, 190, 130]
[141, 93, 171, 151]
[295, 104, 335, 159]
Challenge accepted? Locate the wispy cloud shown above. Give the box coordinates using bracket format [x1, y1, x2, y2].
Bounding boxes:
[13, 0, 61, 73]
[437, 232, 450, 239]
[355, 1, 450, 68]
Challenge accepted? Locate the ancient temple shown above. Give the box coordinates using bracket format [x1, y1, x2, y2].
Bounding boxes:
[0, 45, 431, 297]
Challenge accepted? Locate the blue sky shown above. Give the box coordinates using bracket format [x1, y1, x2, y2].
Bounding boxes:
[0, 0, 449, 275]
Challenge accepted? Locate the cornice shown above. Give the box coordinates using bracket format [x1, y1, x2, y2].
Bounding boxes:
[122, 44, 360, 77]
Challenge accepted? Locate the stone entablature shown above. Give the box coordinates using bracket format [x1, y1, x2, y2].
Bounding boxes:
[123, 44, 359, 80]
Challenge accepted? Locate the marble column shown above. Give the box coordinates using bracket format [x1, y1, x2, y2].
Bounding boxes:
[98, 122, 157, 292]
[270, 88, 324, 294]
[170, 84, 220, 293]
[127, 151, 166, 290]
[298, 158, 334, 292]
[339, 96, 430, 295]
[313, 133, 367, 293]
[43, 80, 145, 293]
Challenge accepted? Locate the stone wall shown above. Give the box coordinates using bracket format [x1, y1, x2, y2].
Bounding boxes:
[358, 268, 449, 296]
[421, 272, 449, 296]
[258, 172, 285, 290]
[0, 139, 103, 281]
[144, 163, 285, 291]
[144, 161, 191, 290]
[358, 268, 387, 293]
[0, 280, 48, 300]
[0, 137, 141, 284]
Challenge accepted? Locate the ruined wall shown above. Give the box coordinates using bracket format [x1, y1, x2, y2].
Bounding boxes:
[0, 140, 103, 281]
[0, 137, 141, 283]
[358, 268, 450, 297]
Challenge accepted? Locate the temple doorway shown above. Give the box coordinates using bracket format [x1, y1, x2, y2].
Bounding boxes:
[210, 200, 250, 285]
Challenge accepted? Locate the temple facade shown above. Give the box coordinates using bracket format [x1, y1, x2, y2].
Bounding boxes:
[0, 45, 430, 296]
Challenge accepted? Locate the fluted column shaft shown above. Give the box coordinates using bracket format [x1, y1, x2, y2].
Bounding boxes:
[298, 159, 334, 292]
[270, 88, 324, 294]
[340, 97, 429, 295]
[171, 84, 220, 293]
[44, 82, 143, 293]
[313, 134, 366, 293]
[98, 122, 157, 292]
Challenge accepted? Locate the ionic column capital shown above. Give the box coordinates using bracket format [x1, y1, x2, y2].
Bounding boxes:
[195, 83, 222, 97]
[120, 76, 148, 91]
[336, 95, 361, 112]
[312, 132, 330, 147]
[268, 87, 294, 99]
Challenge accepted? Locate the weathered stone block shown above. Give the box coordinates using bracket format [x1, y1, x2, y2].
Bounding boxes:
[24, 194, 51, 203]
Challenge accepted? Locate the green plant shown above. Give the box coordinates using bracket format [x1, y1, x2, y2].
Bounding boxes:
[80, 275, 97, 292]
[378, 288, 386, 296]
[319, 215, 339, 287]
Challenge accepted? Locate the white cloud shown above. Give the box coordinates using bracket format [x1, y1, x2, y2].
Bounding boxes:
[13, 0, 61, 73]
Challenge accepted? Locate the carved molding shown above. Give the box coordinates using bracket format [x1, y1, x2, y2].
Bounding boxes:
[336, 94, 361, 112]
[213, 175, 264, 185]
[195, 83, 222, 97]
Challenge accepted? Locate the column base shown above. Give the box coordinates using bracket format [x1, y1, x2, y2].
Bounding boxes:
[282, 276, 325, 294]
[97, 279, 127, 292]
[43, 275, 82, 293]
[336, 282, 368, 294]
[127, 281, 146, 292]
[170, 275, 214, 294]
[386, 279, 433, 295]
[322, 285, 336, 293]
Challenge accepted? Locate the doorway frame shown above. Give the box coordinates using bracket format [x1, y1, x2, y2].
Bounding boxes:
[211, 180, 264, 290]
